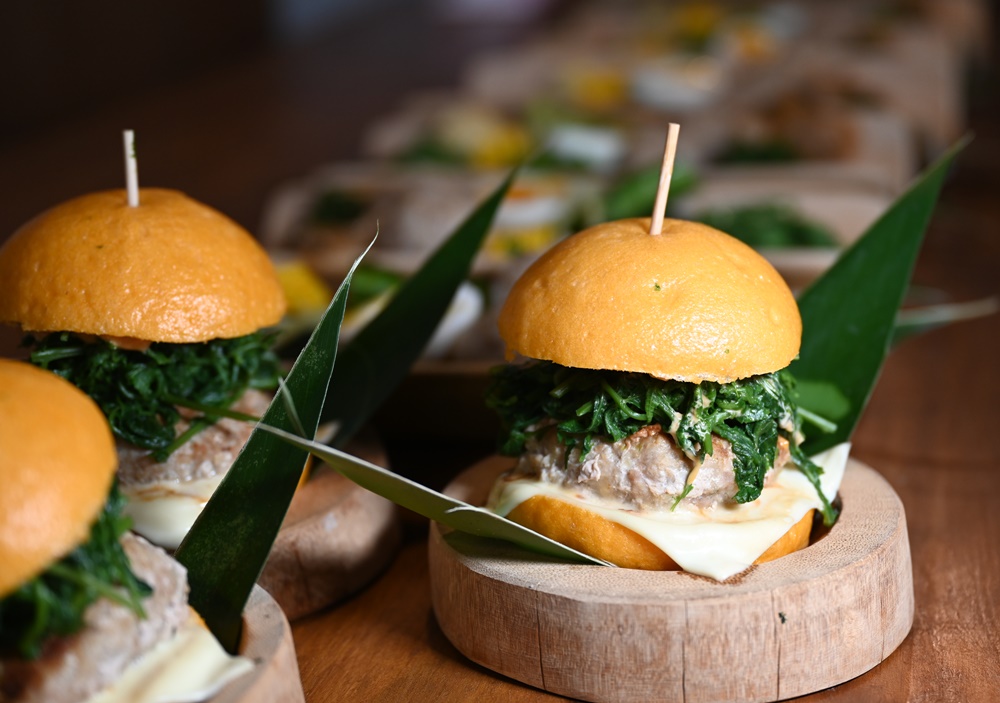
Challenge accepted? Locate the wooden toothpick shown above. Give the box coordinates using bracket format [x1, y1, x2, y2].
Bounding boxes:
[123, 129, 140, 207]
[649, 122, 680, 235]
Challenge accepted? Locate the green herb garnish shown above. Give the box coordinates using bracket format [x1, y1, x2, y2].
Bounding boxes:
[486, 361, 836, 524]
[348, 265, 404, 309]
[397, 137, 466, 165]
[310, 190, 370, 226]
[525, 151, 592, 173]
[670, 484, 694, 511]
[696, 204, 839, 248]
[0, 485, 150, 659]
[27, 332, 280, 460]
[601, 162, 699, 221]
[714, 139, 799, 164]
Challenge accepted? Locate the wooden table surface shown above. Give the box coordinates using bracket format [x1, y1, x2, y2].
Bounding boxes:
[1, 5, 997, 702]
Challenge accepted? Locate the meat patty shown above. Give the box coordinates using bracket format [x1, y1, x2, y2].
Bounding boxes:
[0, 534, 189, 703]
[117, 389, 271, 487]
[510, 425, 791, 510]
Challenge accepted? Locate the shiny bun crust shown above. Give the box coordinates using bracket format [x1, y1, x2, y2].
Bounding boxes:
[507, 495, 815, 570]
[497, 218, 801, 382]
[0, 189, 286, 342]
[0, 360, 117, 598]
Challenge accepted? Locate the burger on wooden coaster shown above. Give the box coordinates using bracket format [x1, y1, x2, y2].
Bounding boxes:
[429, 124, 920, 703]
[0, 359, 293, 703]
[0, 155, 398, 620]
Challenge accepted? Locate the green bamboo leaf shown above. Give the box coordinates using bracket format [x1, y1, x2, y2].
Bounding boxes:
[322, 169, 517, 445]
[892, 296, 999, 345]
[174, 241, 372, 652]
[792, 137, 970, 454]
[794, 380, 850, 422]
[255, 424, 608, 566]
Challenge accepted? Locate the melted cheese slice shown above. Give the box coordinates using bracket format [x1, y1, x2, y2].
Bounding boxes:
[122, 475, 225, 550]
[122, 424, 333, 551]
[86, 609, 253, 703]
[492, 443, 849, 581]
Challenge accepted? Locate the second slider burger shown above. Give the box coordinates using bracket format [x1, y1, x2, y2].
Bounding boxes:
[485, 217, 846, 580]
[0, 188, 287, 549]
[0, 359, 251, 702]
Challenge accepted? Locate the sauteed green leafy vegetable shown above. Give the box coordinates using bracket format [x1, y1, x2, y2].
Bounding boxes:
[0, 486, 150, 659]
[27, 332, 280, 460]
[486, 361, 837, 524]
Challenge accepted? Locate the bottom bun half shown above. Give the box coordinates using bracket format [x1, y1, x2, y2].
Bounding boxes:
[507, 495, 815, 571]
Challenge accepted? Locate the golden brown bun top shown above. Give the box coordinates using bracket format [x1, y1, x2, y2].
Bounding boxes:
[0, 359, 117, 598]
[497, 218, 801, 383]
[0, 188, 287, 342]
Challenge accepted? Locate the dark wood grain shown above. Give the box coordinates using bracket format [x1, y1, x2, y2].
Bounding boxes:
[1, 4, 997, 702]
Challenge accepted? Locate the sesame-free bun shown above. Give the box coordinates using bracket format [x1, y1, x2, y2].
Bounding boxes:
[0, 360, 117, 598]
[0, 189, 286, 343]
[497, 218, 801, 383]
[507, 494, 814, 570]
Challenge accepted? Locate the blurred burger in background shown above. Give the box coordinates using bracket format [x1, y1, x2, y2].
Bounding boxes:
[0, 188, 287, 549]
[0, 359, 251, 702]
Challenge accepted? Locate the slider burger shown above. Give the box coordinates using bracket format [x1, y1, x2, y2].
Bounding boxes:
[0, 359, 250, 702]
[485, 218, 845, 580]
[0, 189, 287, 549]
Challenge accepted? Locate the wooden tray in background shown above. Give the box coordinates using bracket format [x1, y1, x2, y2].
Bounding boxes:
[261, 434, 401, 620]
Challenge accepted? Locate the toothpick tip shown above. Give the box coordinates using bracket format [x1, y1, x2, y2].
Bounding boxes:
[123, 130, 140, 207]
[649, 123, 681, 236]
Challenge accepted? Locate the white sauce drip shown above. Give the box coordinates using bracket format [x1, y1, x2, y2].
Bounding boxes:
[122, 474, 225, 550]
[86, 610, 253, 703]
[492, 443, 849, 581]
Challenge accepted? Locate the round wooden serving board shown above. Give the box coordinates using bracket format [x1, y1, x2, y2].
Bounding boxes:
[429, 456, 914, 703]
[260, 437, 401, 620]
[215, 585, 304, 703]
